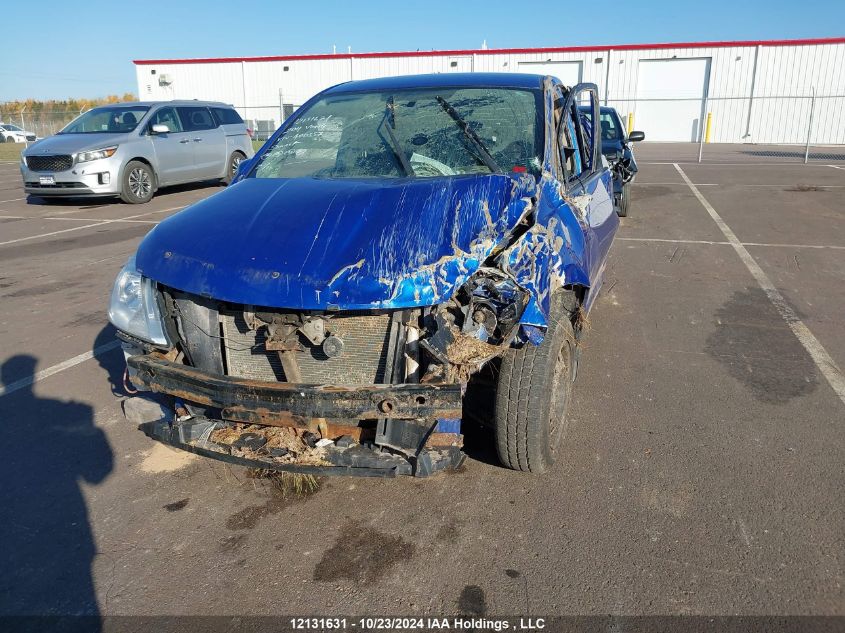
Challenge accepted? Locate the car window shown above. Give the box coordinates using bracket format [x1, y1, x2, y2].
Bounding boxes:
[3, 124, 22, 131]
[556, 100, 582, 179]
[177, 107, 216, 132]
[599, 112, 621, 142]
[60, 106, 150, 134]
[148, 107, 183, 133]
[564, 88, 599, 177]
[254, 87, 543, 179]
[211, 107, 244, 125]
[578, 108, 594, 170]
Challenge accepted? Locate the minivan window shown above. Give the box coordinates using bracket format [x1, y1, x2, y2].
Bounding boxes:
[60, 106, 150, 134]
[254, 87, 543, 179]
[178, 107, 216, 132]
[211, 107, 244, 125]
[148, 107, 183, 133]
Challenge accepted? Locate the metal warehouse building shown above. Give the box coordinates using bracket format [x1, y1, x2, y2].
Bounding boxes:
[135, 37, 845, 144]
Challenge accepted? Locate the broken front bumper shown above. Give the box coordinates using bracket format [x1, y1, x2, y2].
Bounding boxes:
[127, 353, 465, 477]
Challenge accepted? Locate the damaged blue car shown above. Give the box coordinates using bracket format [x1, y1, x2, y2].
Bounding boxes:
[109, 73, 619, 476]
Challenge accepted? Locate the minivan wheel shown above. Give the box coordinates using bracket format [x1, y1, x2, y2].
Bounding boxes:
[494, 290, 577, 473]
[222, 151, 246, 185]
[120, 161, 155, 204]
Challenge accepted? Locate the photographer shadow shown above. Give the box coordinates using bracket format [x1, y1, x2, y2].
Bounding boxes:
[0, 354, 113, 629]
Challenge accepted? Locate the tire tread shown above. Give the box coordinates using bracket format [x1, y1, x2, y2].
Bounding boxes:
[494, 291, 575, 473]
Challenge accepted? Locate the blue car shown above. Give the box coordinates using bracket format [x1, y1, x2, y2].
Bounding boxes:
[109, 73, 619, 476]
[579, 105, 644, 217]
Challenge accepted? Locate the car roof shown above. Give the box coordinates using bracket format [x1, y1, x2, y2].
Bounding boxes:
[325, 72, 547, 94]
[88, 100, 235, 109]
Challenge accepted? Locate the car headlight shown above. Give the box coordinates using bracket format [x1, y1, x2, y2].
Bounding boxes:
[108, 256, 169, 346]
[77, 146, 118, 163]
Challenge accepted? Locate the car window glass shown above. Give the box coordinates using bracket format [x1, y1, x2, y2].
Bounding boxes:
[177, 107, 216, 132]
[254, 87, 543, 179]
[558, 108, 582, 179]
[212, 107, 244, 125]
[577, 106, 594, 171]
[599, 112, 620, 141]
[61, 106, 149, 134]
[148, 107, 183, 133]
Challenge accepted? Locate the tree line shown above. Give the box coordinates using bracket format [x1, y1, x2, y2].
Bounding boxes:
[1, 94, 138, 115]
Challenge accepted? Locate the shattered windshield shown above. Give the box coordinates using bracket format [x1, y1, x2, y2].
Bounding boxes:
[254, 87, 543, 179]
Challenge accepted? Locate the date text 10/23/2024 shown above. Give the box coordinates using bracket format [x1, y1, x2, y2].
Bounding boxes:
[290, 618, 547, 631]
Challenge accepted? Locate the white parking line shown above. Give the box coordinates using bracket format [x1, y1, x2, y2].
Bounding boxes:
[45, 217, 159, 224]
[0, 219, 125, 245]
[0, 205, 181, 246]
[619, 237, 730, 245]
[0, 340, 121, 398]
[636, 182, 719, 186]
[674, 163, 845, 406]
[643, 162, 819, 166]
[743, 241, 845, 251]
[619, 237, 845, 250]
[0, 197, 26, 204]
[828, 165, 845, 170]
[745, 184, 845, 188]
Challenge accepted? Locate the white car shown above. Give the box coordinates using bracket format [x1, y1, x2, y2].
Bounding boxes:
[0, 123, 36, 143]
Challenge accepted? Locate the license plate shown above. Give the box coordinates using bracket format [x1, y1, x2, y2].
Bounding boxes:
[39, 176, 55, 186]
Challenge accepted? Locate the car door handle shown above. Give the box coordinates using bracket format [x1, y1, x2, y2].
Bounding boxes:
[193, 138, 203, 142]
[179, 139, 191, 144]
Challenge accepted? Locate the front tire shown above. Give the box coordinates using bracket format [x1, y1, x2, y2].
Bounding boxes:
[120, 161, 155, 204]
[494, 291, 577, 473]
[616, 182, 630, 217]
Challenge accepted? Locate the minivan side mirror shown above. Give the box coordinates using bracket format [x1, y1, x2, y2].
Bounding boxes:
[150, 124, 170, 135]
[628, 130, 645, 142]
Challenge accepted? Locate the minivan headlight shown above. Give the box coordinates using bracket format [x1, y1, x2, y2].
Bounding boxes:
[108, 256, 169, 346]
[77, 146, 118, 163]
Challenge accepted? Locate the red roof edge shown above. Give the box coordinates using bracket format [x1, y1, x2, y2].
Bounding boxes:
[133, 37, 845, 66]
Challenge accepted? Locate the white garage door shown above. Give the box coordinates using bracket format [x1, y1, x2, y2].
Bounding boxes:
[517, 61, 582, 86]
[635, 58, 710, 142]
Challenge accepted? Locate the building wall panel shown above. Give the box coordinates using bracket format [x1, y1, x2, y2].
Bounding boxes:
[135, 39, 845, 145]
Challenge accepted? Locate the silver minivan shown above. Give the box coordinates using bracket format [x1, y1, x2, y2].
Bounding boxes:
[20, 101, 254, 203]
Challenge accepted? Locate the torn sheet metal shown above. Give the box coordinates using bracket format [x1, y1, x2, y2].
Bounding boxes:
[135, 173, 536, 311]
[133, 75, 616, 334]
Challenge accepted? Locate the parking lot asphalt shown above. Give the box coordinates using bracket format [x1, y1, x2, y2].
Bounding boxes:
[0, 145, 843, 619]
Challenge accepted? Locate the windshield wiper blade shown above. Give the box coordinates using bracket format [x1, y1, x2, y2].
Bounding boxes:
[380, 96, 415, 177]
[436, 95, 502, 174]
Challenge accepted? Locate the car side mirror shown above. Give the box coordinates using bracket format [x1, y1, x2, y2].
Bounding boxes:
[628, 131, 645, 142]
[150, 124, 170, 135]
[234, 156, 254, 181]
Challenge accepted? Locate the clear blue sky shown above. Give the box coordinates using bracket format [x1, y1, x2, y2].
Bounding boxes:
[1, 0, 842, 101]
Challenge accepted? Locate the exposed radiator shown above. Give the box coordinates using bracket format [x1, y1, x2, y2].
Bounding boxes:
[220, 311, 393, 385]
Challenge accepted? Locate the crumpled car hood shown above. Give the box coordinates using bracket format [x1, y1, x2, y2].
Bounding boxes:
[136, 175, 535, 310]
